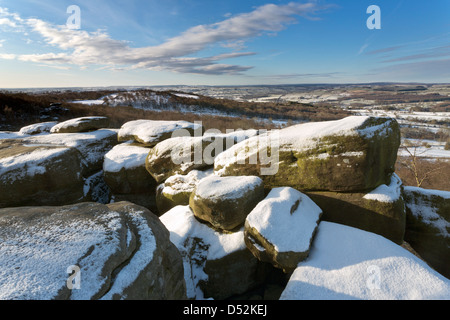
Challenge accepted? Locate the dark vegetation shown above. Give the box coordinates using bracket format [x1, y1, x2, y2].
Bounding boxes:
[0, 89, 351, 132]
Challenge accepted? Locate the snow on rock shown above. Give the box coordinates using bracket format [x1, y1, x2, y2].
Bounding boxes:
[280, 221, 450, 300]
[156, 169, 214, 214]
[363, 173, 403, 203]
[403, 186, 450, 279]
[19, 122, 58, 136]
[160, 205, 262, 300]
[190, 176, 265, 231]
[245, 187, 322, 272]
[50, 117, 110, 134]
[0, 202, 186, 300]
[118, 120, 203, 146]
[22, 129, 118, 174]
[215, 116, 401, 193]
[103, 142, 151, 173]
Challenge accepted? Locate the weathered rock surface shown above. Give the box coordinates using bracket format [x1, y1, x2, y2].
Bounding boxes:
[19, 122, 58, 135]
[403, 187, 450, 279]
[103, 142, 158, 212]
[280, 221, 450, 300]
[145, 130, 259, 183]
[307, 173, 406, 244]
[50, 117, 110, 134]
[0, 202, 186, 300]
[0, 130, 117, 208]
[245, 187, 322, 273]
[118, 119, 203, 147]
[156, 169, 213, 214]
[160, 205, 268, 300]
[215, 116, 400, 193]
[190, 176, 265, 231]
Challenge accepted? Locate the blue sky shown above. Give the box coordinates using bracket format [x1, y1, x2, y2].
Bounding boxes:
[0, 0, 449, 88]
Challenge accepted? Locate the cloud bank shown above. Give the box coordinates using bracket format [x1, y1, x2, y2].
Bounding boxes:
[0, 2, 323, 75]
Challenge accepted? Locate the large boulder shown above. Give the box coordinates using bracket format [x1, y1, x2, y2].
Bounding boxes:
[103, 143, 158, 212]
[0, 202, 186, 300]
[245, 187, 322, 273]
[19, 122, 58, 135]
[50, 117, 110, 134]
[307, 173, 406, 244]
[146, 130, 259, 183]
[215, 116, 401, 193]
[0, 130, 117, 208]
[190, 175, 265, 231]
[103, 143, 157, 194]
[118, 120, 203, 147]
[403, 187, 450, 279]
[160, 205, 268, 300]
[156, 169, 213, 214]
[280, 221, 450, 300]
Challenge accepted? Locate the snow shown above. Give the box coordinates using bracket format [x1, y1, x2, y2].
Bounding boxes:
[194, 176, 263, 201]
[160, 205, 246, 299]
[403, 186, 450, 238]
[161, 169, 214, 196]
[50, 117, 108, 133]
[0, 131, 25, 140]
[100, 209, 156, 300]
[103, 143, 151, 173]
[363, 174, 403, 203]
[21, 129, 118, 168]
[0, 146, 71, 182]
[245, 187, 322, 253]
[280, 221, 450, 300]
[0, 205, 125, 300]
[118, 120, 202, 145]
[71, 99, 105, 105]
[19, 122, 58, 135]
[173, 93, 199, 99]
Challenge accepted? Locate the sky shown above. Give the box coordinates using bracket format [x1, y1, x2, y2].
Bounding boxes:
[0, 0, 449, 88]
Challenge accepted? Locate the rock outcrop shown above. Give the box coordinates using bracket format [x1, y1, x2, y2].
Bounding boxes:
[307, 173, 406, 244]
[280, 221, 450, 300]
[103, 143, 158, 212]
[0, 202, 186, 300]
[160, 205, 268, 300]
[403, 187, 450, 279]
[50, 117, 110, 134]
[190, 175, 265, 231]
[156, 169, 213, 214]
[118, 119, 203, 147]
[0, 129, 117, 208]
[245, 187, 322, 273]
[215, 116, 400, 192]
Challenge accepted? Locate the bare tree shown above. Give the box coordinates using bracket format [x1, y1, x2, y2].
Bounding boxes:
[399, 141, 445, 188]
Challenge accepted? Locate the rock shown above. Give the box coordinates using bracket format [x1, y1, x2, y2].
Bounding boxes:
[103, 142, 158, 212]
[403, 187, 450, 279]
[280, 221, 450, 300]
[118, 119, 203, 147]
[19, 122, 58, 135]
[307, 173, 406, 244]
[50, 117, 110, 133]
[190, 176, 265, 231]
[245, 187, 322, 273]
[215, 116, 400, 193]
[145, 130, 259, 183]
[0, 130, 118, 208]
[156, 169, 214, 214]
[0, 202, 186, 300]
[103, 143, 157, 194]
[160, 205, 268, 300]
[145, 136, 210, 183]
[22, 129, 118, 176]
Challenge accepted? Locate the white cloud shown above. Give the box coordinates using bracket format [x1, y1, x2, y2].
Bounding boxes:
[0, 2, 323, 75]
